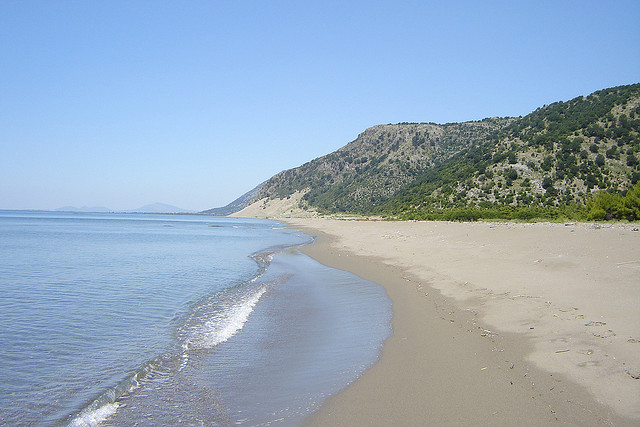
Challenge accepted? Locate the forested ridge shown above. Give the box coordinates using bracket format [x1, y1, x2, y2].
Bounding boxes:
[255, 83, 640, 221]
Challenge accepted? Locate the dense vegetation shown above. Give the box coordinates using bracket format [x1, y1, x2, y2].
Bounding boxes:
[255, 84, 640, 221]
[585, 182, 640, 221]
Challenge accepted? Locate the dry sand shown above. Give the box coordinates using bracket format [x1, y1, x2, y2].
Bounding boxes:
[280, 218, 640, 426]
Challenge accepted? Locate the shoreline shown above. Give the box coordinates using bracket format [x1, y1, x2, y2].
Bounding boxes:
[283, 218, 639, 426]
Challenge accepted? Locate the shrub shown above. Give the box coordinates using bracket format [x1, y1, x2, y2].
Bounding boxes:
[505, 169, 518, 181]
[620, 183, 640, 220]
[442, 208, 482, 222]
[586, 190, 623, 220]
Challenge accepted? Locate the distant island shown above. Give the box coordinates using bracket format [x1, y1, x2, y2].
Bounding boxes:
[125, 203, 194, 214]
[55, 206, 112, 213]
[56, 203, 193, 214]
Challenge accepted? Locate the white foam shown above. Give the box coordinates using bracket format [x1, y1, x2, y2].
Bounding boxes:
[67, 402, 119, 427]
[185, 286, 267, 350]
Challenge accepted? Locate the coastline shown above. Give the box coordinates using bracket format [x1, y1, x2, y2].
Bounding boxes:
[283, 218, 639, 426]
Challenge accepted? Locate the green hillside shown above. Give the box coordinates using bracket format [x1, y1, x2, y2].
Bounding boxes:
[255, 83, 640, 221]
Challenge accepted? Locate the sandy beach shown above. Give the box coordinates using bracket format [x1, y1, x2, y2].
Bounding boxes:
[280, 218, 640, 426]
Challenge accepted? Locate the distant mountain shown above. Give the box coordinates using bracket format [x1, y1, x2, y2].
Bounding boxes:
[55, 203, 194, 214]
[201, 182, 265, 216]
[55, 206, 112, 213]
[244, 83, 640, 220]
[126, 203, 193, 214]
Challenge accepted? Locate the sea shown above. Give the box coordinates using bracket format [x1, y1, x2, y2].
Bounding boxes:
[0, 211, 391, 426]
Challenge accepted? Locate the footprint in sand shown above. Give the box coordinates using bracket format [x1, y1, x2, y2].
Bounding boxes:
[577, 360, 602, 368]
[592, 329, 616, 339]
[625, 369, 640, 380]
[585, 321, 607, 327]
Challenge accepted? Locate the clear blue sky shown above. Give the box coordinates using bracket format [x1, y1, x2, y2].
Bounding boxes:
[2, 1, 639, 211]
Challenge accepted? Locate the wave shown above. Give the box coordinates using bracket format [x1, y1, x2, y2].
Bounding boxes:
[60, 247, 293, 426]
[67, 402, 119, 427]
[179, 284, 268, 352]
[61, 352, 169, 426]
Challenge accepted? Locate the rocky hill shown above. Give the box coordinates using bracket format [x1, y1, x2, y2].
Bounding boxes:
[256, 118, 512, 213]
[201, 182, 265, 216]
[246, 83, 640, 220]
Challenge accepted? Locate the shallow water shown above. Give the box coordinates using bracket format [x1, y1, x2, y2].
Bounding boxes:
[0, 211, 391, 426]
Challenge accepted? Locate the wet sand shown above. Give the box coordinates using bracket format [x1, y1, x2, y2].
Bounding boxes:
[283, 218, 639, 426]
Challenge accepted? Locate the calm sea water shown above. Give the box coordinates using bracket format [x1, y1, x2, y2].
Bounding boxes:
[0, 211, 391, 426]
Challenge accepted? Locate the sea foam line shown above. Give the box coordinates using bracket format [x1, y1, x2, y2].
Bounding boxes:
[181, 284, 268, 351]
[63, 282, 270, 427]
[66, 402, 119, 427]
[61, 357, 158, 426]
[63, 247, 289, 426]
